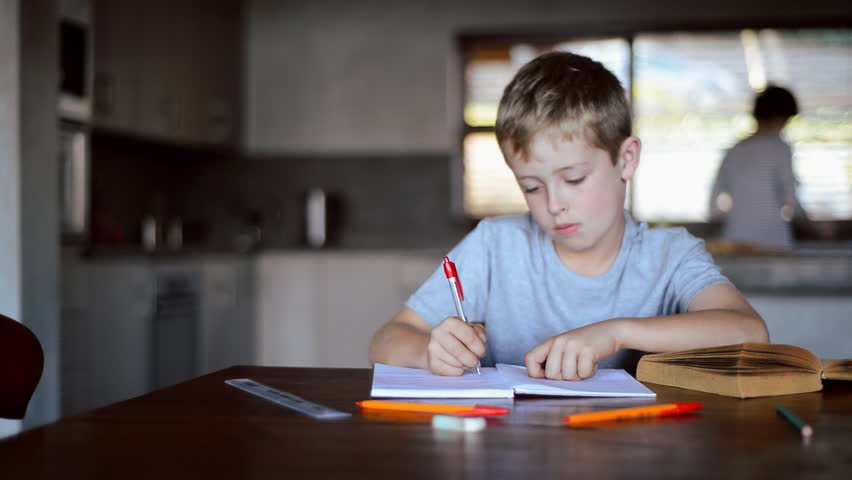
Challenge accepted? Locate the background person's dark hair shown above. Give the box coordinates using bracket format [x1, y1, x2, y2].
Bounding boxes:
[753, 85, 798, 121]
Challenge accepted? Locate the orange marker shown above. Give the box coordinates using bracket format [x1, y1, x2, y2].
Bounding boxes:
[563, 402, 702, 426]
[357, 400, 510, 417]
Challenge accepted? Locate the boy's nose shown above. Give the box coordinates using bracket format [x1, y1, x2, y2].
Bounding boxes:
[547, 192, 567, 216]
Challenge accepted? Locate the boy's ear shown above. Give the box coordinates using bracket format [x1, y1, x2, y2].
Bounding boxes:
[617, 136, 641, 182]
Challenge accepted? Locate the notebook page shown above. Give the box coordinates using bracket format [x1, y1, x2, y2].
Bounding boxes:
[370, 363, 514, 398]
[496, 364, 656, 397]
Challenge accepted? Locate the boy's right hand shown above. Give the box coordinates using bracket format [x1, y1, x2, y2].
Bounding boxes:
[426, 317, 487, 376]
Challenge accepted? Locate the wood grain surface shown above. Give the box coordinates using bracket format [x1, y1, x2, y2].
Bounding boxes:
[2, 366, 850, 479]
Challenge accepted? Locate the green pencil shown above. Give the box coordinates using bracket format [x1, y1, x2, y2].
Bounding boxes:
[776, 403, 813, 439]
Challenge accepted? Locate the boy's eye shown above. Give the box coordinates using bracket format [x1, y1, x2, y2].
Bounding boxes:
[522, 185, 540, 194]
[565, 176, 586, 185]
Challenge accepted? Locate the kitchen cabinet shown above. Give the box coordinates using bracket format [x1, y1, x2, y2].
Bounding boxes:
[61, 256, 154, 417]
[256, 253, 324, 367]
[256, 252, 439, 368]
[322, 254, 403, 367]
[90, 0, 140, 134]
[60, 253, 255, 417]
[184, 2, 241, 146]
[199, 258, 255, 374]
[716, 255, 852, 358]
[92, 0, 240, 148]
[745, 294, 852, 359]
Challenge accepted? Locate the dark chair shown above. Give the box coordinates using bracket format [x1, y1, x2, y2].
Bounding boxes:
[0, 314, 44, 419]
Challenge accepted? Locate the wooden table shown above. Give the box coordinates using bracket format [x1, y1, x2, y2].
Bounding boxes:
[3, 366, 851, 479]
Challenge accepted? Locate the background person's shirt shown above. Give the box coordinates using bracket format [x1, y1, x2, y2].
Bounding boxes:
[709, 132, 801, 250]
[406, 211, 731, 372]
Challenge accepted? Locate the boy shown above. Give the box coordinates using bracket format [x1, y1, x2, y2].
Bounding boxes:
[709, 86, 804, 250]
[369, 51, 768, 380]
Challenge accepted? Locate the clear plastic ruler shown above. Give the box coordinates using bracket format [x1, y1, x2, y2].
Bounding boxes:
[226, 378, 351, 420]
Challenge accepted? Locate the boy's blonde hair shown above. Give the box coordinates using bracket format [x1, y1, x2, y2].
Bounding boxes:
[495, 51, 631, 165]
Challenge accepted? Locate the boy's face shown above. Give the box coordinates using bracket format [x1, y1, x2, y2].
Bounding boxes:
[506, 129, 639, 259]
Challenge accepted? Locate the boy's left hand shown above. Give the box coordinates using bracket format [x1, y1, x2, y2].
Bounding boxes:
[524, 321, 622, 381]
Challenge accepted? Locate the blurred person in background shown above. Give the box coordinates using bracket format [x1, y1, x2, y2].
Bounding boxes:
[709, 85, 806, 251]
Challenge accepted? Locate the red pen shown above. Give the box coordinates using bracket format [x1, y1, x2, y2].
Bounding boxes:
[443, 256, 481, 375]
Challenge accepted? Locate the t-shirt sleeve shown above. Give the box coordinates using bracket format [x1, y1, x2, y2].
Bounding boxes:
[665, 232, 732, 314]
[405, 220, 493, 328]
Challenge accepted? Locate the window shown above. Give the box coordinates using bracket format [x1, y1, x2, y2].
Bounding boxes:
[461, 28, 852, 224]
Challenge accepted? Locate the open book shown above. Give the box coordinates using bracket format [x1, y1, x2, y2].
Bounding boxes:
[370, 363, 656, 398]
[637, 342, 852, 399]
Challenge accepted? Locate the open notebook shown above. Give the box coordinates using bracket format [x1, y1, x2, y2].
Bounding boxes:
[371, 363, 656, 398]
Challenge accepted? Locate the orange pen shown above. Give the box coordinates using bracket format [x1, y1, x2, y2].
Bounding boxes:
[563, 402, 703, 426]
[357, 400, 510, 417]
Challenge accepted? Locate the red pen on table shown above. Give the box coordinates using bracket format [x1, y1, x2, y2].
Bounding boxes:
[443, 256, 481, 375]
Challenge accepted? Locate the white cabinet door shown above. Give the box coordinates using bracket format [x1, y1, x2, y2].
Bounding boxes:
[60, 253, 92, 417]
[199, 258, 255, 374]
[396, 254, 441, 303]
[254, 252, 442, 369]
[747, 295, 852, 359]
[61, 260, 154, 416]
[322, 253, 441, 368]
[90, 262, 154, 406]
[322, 254, 402, 368]
[255, 253, 324, 367]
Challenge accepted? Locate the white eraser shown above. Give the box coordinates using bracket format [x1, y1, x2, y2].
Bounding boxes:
[432, 415, 486, 432]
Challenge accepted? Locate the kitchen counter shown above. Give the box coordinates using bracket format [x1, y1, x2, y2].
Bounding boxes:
[713, 249, 852, 294]
[73, 243, 852, 294]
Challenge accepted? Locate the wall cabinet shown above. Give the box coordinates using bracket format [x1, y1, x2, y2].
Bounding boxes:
[256, 252, 439, 368]
[92, 0, 240, 148]
[90, 0, 141, 134]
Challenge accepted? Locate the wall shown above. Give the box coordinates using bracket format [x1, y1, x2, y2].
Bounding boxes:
[0, 0, 24, 438]
[91, 132, 469, 251]
[20, 0, 61, 431]
[183, 153, 466, 249]
[92, 0, 852, 251]
[0, 0, 61, 435]
[245, 0, 851, 154]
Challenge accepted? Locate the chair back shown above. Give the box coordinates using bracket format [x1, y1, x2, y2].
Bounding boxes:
[0, 314, 45, 419]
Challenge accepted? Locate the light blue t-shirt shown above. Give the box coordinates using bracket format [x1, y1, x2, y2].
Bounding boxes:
[406, 211, 731, 371]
